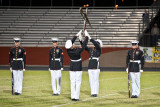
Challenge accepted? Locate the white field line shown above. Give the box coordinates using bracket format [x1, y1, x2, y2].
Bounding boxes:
[53, 93, 119, 107]
[52, 85, 160, 107]
[141, 86, 160, 90]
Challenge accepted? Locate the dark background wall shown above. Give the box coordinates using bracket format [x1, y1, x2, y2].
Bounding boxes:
[0, 0, 154, 6]
[0, 47, 130, 66]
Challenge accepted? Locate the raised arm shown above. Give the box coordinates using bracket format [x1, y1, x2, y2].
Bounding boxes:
[75, 37, 88, 54]
[71, 30, 82, 44]
[79, 40, 90, 52]
[71, 36, 77, 44]
[90, 39, 101, 50]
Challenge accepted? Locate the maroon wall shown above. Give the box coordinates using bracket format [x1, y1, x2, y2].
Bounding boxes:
[0, 47, 130, 65]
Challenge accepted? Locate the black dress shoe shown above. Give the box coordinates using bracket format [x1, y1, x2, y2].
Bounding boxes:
[72, 99, 76, 101]
[134, 95, 138, 98]
[52, 93, 57, 96]
[94, 94, 98, 97]
[131, 95, 135, 98]
[14, 92, 18, 95]
[15, 92, 20, 95]
[91, 94, 94, 97]
[75, 99, 79, 101]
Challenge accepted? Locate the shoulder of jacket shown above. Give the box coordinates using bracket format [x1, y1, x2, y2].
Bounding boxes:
[20, 47, 25, 51]
[11, 46, 16, 48]
[137, 48, 143, 52]
[58, 47, 63, 50]
[59, 48, 63, 52]
[49, 48, 53, 51]
[21, 47, 25, 50]
[128, 49, 132, 52]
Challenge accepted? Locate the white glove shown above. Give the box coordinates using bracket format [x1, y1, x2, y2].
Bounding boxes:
[48, 68, 51, 71]
[85, 30, 91, 40]
[140, 70, 143, 73]
[61, 68, 64, 71]
[126, 68, 128, 73]
[76, 30, 82, 37]
[10, 67, 12, 72]
[79, 33, 83, 41]
[23, 69, 25, 72]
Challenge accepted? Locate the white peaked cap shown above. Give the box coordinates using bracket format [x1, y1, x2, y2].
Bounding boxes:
[131, 40, 139, 44]
[14, 37, 21, 42]
[51, 38, 58, 42]
[96, 39, 103, 47]
[65, 40, 72, 49]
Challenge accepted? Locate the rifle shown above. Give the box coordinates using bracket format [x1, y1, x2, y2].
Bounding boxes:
[12, 71, 14, 95]
[128, 66, 131, 98]
[79, 7, 92, 37]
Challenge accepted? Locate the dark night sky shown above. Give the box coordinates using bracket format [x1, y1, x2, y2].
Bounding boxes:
[0, 0, 155, 6]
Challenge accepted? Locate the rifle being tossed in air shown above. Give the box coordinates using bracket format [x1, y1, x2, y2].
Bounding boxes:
[79, 4, 92, 37]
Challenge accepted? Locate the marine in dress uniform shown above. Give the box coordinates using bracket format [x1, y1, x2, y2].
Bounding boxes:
[80, 30, 102, 97]
[49, 38, 63, 96]
[65, 30, 88, 101]
[9, 38, 26, 95]
[126, 40, 145, 98]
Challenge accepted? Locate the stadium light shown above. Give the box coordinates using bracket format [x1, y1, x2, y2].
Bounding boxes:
[83, 4, 89, 7]
[115, 5, 118, 10]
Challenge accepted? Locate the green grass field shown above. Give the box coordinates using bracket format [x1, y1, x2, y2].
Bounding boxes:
[0, 70, 160, 107]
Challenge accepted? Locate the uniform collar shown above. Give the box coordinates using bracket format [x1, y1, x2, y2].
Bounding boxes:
[92, 47, 96, 50]
[132, 48, 138, 50]
[53, 46, 58, 49]
[15, 46, 20, 48]
[71, 47, 77, 50]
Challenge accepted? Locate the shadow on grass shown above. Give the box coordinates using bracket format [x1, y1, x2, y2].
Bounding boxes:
[41, 90, 52, 94]
[118, 91, 128, 96]
[81, 90, 90, 96]
[138, 104, 160, 107]
[3, 90, 11, 93]
[152, 92, 160, 97]
[62, 93, 71, 100]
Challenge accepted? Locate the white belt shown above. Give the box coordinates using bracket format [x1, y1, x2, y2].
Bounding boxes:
[51, 58, 60, 61]
[89, 57, 99, 61]
[130, 60, 141, 64]
[71, 58, 81, 62]
[13, 58, 23, 61]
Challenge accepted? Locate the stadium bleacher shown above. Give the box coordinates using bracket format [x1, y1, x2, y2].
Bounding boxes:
[0, 8, 157, 47]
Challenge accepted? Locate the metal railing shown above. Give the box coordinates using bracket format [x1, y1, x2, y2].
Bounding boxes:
[138, 6, 160, 47]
